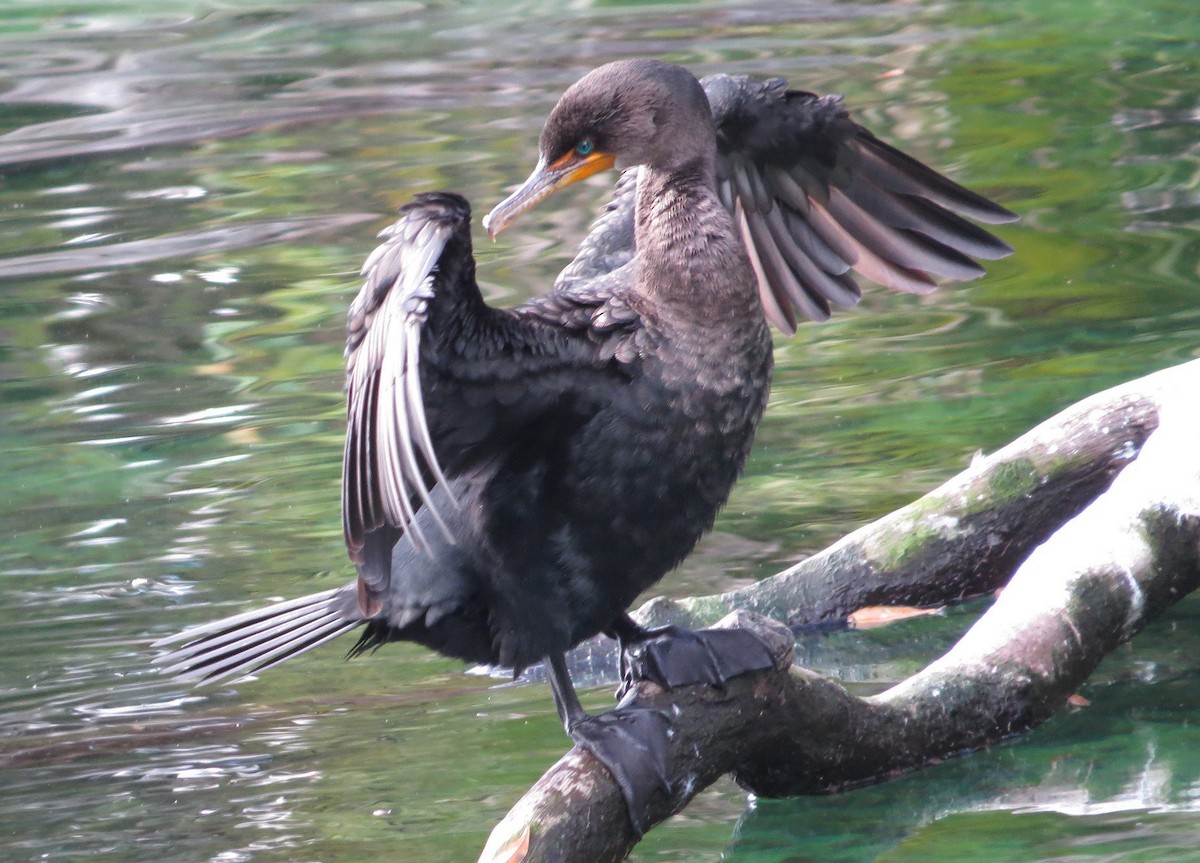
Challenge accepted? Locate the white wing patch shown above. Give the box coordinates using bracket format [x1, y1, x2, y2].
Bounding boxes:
[345, 212, 459, 556]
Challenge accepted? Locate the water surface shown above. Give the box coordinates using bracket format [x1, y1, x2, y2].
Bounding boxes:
[0, 1, 1197, 861]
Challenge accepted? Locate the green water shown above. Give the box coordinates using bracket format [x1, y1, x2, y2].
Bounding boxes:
[0, 1, 1196, 861]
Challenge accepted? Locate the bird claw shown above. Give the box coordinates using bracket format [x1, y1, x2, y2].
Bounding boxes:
[620, 624, 776, 696]
[569, 705, 672, 838]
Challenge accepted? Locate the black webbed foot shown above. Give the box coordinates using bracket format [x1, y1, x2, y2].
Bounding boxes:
[612, 616, 776, 695]
[546, 652, 671, 838]
[566, 705, 671, 837]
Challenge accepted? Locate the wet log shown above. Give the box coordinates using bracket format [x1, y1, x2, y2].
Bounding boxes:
[479, 359, 1200, 863]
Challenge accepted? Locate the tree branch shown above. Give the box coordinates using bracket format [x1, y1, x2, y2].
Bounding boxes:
[480, 359, 1200, 863]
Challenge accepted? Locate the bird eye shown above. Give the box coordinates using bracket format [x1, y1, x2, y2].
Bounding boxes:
[574, 139, 594, 157]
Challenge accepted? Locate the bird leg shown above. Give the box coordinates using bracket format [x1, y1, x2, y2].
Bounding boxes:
[546, 652, 670, 838]
[608, 613, 777, 696]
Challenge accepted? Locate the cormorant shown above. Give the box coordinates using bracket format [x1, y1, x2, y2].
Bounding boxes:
[155, 59, 1015, 833]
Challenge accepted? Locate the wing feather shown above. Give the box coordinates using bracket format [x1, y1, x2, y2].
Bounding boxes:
[849, 132, 1016, 225]
[824, 186, 986, 281]
[735, 199, 797, 332]
[765, 205, 860, 310]
[343, 198, 466, 562]
[805, 195, 938, 295]
[703, 73, 1017, 329]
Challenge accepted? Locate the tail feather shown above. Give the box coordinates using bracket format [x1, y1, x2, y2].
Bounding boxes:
[155, 595, 339, 665]
[152, 586, 363, 684]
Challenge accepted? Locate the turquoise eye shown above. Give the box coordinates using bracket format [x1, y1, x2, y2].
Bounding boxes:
[575, 140, 594, 156]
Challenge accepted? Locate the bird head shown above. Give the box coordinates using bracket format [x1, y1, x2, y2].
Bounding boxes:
[483, 59, 713, 240]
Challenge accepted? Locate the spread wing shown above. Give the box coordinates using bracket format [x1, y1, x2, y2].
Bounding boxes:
[343, 192, 638, 616]
[559, 73, 1017, 333]
[343, 194, 466, 562]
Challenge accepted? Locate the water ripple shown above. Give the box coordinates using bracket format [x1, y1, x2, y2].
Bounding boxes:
[0, 215, 373, 279]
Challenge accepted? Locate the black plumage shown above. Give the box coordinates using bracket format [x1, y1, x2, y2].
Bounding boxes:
[155, 58, 1015, 827]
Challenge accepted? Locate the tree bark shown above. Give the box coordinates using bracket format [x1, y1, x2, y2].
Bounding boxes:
[479, 359, 1200, 863]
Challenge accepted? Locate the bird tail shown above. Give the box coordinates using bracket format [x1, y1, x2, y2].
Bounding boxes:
[152, 585, 363, 685]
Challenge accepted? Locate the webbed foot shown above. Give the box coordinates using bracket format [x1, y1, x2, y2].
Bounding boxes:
[614, 618, 776, 694]
[567, 705, 671, 837]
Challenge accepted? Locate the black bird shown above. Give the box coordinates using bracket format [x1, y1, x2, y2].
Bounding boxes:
[155, 59, 1015, 831]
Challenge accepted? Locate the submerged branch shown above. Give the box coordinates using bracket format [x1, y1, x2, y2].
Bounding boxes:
[481, 359, 1200, 863]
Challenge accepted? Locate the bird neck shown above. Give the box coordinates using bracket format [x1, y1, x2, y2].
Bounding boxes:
[633, 160, 759, 318]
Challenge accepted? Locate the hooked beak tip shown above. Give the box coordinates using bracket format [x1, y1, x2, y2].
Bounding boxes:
[482, 211, 500, 242]
[482, 212, 506, 242]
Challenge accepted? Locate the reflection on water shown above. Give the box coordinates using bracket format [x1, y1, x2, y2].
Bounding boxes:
[0, 1, 1196, 861]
